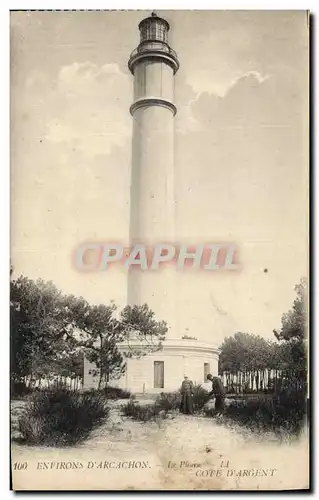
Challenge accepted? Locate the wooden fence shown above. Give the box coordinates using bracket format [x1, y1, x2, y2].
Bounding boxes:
[220, 369, 285, 393]
[22, 375, 83, 391]
[17, 369, 301, 395]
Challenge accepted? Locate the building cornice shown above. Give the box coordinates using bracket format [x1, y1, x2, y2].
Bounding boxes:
[130, 97, 177, 116]
[117, 338, 220, 356]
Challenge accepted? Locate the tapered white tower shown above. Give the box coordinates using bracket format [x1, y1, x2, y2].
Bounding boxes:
[128, 12, 179, 335]
[83, 13, 220, 392]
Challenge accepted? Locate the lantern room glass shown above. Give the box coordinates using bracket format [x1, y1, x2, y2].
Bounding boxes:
[140, 20, 168, 44]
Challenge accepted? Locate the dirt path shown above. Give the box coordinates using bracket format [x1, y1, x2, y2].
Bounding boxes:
[11, 400, 309, 490]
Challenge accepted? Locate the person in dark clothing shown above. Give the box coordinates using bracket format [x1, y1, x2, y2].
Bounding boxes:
[207, 373, 225, 415]
[180, 376, 194, 414]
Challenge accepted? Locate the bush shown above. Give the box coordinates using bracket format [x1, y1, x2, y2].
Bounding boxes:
[103, 386, 131, 400]
[192, 384, 210, 412]
[155, 386, 210, 414]
[277, 387, 307, 432]
[215, 390, 307, 435]
[18, 388, 109, 446]
[11, 381, 33, 399]
[83, 386, 131, 400]
[121, 401, 167, 422]
[156, 392, 181, 412]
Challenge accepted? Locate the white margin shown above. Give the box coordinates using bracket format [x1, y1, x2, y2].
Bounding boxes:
[2, 2, 315, 499]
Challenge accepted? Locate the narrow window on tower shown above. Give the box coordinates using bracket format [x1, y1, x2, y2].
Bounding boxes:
[154, 361, 164, 388]
[150, 24, 157, 40]
[204, 363, 210, 382]
[155, 23, 161, 41]
[144, 25, 151, 40]
[157, 24, 166, 42]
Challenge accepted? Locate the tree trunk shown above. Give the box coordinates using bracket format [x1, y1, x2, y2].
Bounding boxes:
[98, 369, 103, 390]
[98, 335, 104, 390]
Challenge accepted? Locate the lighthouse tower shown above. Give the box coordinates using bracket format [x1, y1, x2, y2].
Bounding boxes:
[127, 12, 179, 336]
[83, 13, 220, 392]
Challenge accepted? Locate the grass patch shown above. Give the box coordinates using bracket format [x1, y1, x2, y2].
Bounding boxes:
[18, 388, 109, 446]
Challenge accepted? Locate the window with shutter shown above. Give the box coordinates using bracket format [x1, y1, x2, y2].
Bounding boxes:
[154, 361, 164, 388]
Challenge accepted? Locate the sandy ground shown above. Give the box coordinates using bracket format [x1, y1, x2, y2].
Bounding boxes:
[11, 399, 309, 491]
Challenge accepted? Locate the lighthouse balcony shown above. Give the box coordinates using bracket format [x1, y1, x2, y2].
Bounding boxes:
[130, 41, 178, 59]
[128, 42, 179, 74]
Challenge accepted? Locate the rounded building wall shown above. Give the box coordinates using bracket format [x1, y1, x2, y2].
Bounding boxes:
[119, 352, 219, 394]
[83, 339, 220, 393]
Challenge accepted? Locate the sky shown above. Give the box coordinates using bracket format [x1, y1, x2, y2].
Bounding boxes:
[10, 10, 309, 345]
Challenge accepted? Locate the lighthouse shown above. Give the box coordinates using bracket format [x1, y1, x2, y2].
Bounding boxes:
[127, 12, 180, 336]
[84, 13, 220, 392]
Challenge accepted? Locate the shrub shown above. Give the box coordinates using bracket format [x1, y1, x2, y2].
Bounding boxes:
[103, 386, 131, 400]
[156, 392, 181, 412]
[121, 401, 167, 422]
[192, 384, 210, 412]
[82, 386, 131, 400]
[18, 388, 109, 446]
[215, 391, 306, 435]
[156, 386, 210, 414]
[277, 387, 307, 432]
[11, 381, 33, 399]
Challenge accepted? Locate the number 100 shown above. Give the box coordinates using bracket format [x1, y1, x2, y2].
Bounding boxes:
[13, 462, 28, 470]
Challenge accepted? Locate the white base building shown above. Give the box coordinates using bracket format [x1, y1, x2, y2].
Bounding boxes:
[83, 338, 220, 394]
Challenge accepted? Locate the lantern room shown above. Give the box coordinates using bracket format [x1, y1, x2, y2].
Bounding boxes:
[128, 12, 179, 75]
[139, 12, 169, 44]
